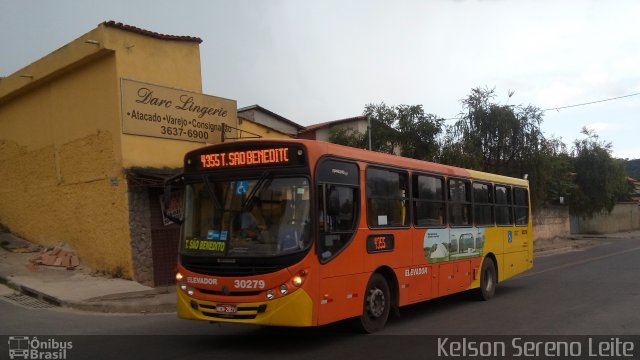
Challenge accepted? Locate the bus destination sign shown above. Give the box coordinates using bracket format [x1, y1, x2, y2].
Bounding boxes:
[200, 147, 290, 169]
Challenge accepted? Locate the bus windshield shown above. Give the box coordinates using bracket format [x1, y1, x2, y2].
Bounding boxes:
[181, 175, 311, 258]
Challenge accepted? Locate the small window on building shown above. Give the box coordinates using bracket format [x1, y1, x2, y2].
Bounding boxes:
[412, 174, 445, 227]
[366, 167, 409, 228]
[473, 182, 493, 226]
[495, 185, 513, 225]
[513, 187, 529, 226]
[448, 178, 472, 226]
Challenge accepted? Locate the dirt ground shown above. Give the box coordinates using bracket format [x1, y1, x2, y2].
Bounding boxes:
[534, 236, 603, 256]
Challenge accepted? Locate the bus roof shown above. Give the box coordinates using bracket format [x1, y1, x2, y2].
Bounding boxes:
[189, 138, 529, 186]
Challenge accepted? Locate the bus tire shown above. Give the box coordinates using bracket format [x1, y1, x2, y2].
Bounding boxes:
[357, 273, 390, 333]
[475, 257, 497, 301]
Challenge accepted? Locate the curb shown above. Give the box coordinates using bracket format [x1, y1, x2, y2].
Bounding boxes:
[0, 273, 176, 314]
[67, 299, 177, 314]
[1, 275, 63, 307]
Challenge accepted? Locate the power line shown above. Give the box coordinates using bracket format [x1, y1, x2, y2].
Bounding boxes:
[542, 92, 640, 112]
[441, 91, 640, 120]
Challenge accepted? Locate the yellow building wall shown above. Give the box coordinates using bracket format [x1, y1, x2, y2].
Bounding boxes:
[0, 22, 294, 280]
[0, 52, 131, 276]
[0, 23, 210, 279]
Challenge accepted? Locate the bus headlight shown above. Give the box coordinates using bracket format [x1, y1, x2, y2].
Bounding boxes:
[176, 272, 184, 281]
[180, 284, 187, 291]
[279, 284, 288, 295]
[266, 289, 275, 300]
[187, 288, 195, 296]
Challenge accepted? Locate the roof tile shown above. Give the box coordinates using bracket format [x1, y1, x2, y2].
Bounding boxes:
[102, 20, 203, 43]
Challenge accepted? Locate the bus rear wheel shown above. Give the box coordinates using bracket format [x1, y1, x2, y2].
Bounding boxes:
[357, 273, 390, 333]
[475, 257, 497, 301]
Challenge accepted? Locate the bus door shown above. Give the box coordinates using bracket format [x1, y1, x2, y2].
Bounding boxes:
[315, 159, 363, 324]
[437, 178, 475, 296]
[413, 172, 447, 301]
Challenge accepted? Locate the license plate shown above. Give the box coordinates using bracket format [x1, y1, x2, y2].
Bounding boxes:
[216, 304, 237, 313]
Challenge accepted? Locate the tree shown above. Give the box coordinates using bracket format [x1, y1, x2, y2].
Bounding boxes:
[328, 103, 398, 153]
[445, 87, 545, 175]
[362, 102, 401, 154]
[328, 88, 631, 215]
[328, 102, 443, 161]
[534, 137, 575, 206]
[625, 159, 640, 179]
[327, 126, 367, 149]
[570, 128, 632, 216]
[393, 105, 443, 161]
[439, 87, 552, 208]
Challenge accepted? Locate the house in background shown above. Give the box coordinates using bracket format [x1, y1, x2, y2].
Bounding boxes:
[297, 116, 368, 142]
[237, 105, 303, 138]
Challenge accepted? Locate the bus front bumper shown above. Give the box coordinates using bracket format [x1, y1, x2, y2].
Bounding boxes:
[177, 287, 314, 327]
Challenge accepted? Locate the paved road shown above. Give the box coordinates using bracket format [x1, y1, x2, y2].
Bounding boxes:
[1, 236, 639, 359]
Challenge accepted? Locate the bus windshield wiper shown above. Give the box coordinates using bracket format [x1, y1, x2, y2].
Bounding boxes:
[240, 171, 271, 211]
[204, 175, 223, 210]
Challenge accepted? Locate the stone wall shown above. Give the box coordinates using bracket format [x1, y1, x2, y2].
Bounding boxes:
[128, 187, 154, 286]
[532, 206, 570, 241]
[571, 203, 640, 234]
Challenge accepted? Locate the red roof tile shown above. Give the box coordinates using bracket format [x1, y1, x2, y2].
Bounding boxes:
[102, 21, 203, 43]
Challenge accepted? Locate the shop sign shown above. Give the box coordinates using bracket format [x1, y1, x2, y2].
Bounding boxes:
[121, 78, 237, 143]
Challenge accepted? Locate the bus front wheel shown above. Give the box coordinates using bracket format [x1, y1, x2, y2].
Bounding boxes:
[358, 273, 390, 333]
[475, 257, 497, 301]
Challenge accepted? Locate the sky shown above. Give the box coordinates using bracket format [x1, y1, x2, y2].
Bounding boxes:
[1, 0, 639, 159]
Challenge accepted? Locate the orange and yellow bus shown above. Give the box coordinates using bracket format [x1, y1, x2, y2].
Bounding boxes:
[170, 139, 532, 332]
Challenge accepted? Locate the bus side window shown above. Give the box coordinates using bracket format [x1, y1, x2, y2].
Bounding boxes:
[366, 167, 409, 228]
[318, 184, 358, 261]
[513, 187, 529, 226]
[413, 173, 445, 227]
[448, 178, 472, 226]
[495, 185, 513, 225]
[473, 182, 494, 226]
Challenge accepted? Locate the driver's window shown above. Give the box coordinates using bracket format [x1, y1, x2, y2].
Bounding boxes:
[318, 184, 358, 261]
[316, 159, 360, 262]
[326, 186, 356, 232]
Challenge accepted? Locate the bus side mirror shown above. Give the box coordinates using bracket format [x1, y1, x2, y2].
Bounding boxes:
[163, 174, 184, 225]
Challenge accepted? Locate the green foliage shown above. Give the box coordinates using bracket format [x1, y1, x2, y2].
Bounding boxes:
[570, 128, 632, 216]
[393, 105, 443, 161]
[438, 87, 555, 209]
[327, 126, 367, 149]
[327, 103, 398, 153]
[363, 103, 401, 154]
[328, 102, 443, 160]
[361, 102, 443, 159]
[537, 146, 575, 205]
[626, 159, 640, 179]
[326, 87, 631, 217]
[446, 87, 545, 175]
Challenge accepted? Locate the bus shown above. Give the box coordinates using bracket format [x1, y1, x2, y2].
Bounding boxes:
[168, 139, 532, 332]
